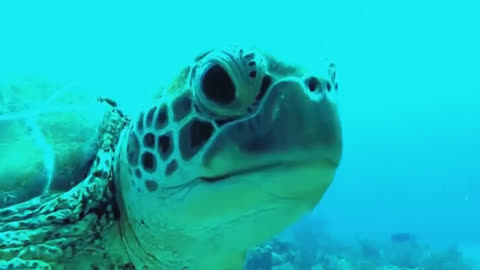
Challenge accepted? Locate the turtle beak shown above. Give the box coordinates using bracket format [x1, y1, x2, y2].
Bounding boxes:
[202, 76, 342, 178]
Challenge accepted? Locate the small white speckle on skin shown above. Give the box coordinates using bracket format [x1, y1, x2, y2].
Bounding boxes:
[272, 102, 281, 121]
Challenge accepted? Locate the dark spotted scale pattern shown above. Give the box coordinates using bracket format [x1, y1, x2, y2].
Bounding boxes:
[165, 160, 178, 176]
[172, 91, 193, 122]
[141, 151, 157, 173]
[127, 130, 140, 166]
[155, 105, 168, 130]
[143, 132, 155, 148]
[157, 133, 173, 160]
[145, 106, 156, 128]
[128, 94, 222, 193]
[144, 180, 158, 192]
[179, 118, 215, 161]
[136, 112, 144, 132]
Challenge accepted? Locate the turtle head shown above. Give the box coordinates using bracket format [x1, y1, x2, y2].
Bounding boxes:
[115, 47, 342, 268]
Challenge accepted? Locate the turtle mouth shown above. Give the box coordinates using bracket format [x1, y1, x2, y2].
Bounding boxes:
[198, 158, 338, 183]
[199, 162, 284, 183]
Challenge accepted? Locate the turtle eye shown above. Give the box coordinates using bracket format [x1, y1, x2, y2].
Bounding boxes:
[200, 64, 236, 105]
[192, 48, 266, 118]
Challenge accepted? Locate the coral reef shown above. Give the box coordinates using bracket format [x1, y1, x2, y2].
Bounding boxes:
[245, 216, 478, 270]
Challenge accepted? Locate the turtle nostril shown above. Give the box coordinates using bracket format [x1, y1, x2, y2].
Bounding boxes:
[306, 77, 322, 92]
[244, 52, 255, 60]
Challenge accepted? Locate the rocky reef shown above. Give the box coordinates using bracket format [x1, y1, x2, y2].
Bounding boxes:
[244, 216, 478, 270]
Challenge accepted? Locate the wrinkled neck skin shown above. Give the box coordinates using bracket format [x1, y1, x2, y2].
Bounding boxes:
[114, 154, 335, 270]
[84, 222, 134, 269]
[116, 195, 319, 270]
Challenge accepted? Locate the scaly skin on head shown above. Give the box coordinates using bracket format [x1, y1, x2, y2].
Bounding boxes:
[115, 46, 342, 269]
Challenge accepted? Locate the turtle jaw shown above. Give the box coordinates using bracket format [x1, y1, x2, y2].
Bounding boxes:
[201, 75, 342, 188]
[199, 158, 337, 200]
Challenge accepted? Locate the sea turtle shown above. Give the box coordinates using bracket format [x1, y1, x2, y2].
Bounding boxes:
[0, 46, 342, 270]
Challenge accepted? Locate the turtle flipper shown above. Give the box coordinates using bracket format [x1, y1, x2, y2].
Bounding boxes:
[0, 108, 129, 270]
[0, 258, 52, 270]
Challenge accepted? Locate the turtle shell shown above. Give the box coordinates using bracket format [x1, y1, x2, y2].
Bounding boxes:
[0, 76, 107, 208]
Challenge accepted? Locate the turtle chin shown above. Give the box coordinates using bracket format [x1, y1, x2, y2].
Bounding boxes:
[179, 157, 337, 259]
[200, 157, 337, 201]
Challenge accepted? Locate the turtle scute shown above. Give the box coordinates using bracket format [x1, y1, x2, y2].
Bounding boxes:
[0, 76, 107, 208]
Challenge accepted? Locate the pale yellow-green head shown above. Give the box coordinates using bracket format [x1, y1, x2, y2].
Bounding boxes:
[115, 46, 342, 269]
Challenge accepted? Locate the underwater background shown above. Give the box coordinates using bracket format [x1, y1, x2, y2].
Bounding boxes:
[0, 0, 478, 269]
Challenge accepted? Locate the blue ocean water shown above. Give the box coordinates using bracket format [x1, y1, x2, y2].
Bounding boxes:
[0, 0, 478, 269]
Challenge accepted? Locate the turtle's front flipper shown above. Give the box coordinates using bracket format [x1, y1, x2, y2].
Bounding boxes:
[0, 108, 129, 270]
[0, 258, 52, 270]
